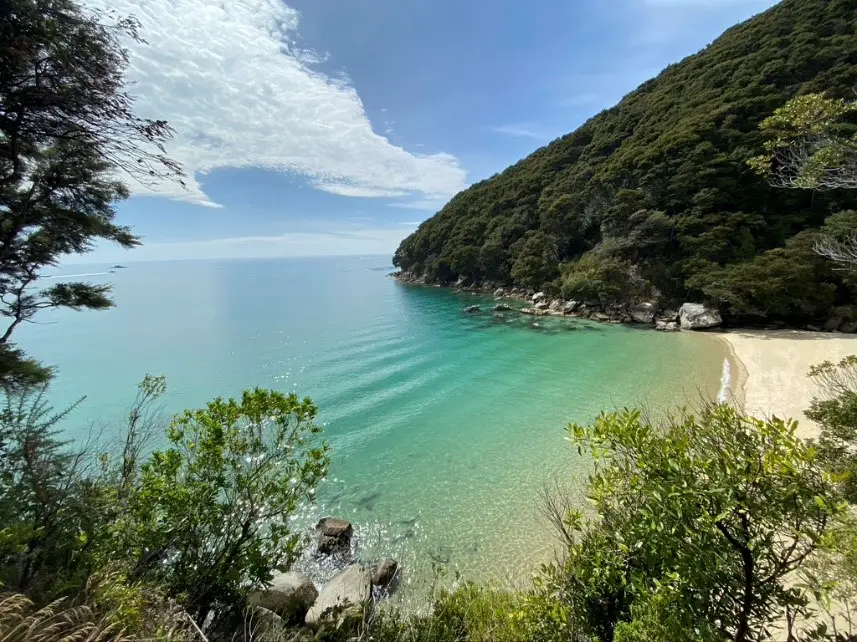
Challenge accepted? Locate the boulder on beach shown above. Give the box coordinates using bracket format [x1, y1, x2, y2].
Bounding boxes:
[549, 299, 564, 312]
[629, 302, 656, 324]
[825, 317, 844, 332]
[305, 565, 372, 628]
[464, 305, 481, 313]
[248, 571, 318, 622]
[679, 303, 722, 330]
[371, 558, 399, 588]
[316, 517, 353, 556]
[532, 292, 546, 303]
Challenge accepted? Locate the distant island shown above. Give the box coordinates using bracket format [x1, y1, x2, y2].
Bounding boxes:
[393, 0, 857, 331]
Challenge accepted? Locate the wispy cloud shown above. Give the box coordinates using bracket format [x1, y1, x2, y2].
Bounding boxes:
[82, 0, 468, 207]
[388, 198, 447, 211]
[487, 123, 550, 139]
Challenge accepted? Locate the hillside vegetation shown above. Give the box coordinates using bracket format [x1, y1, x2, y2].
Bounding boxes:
[394, 0, 857, 322]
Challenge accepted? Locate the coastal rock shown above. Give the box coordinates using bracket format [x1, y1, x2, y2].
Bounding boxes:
[535, 302, 550, 311]
[660, 309, 679, 322]
[520, 307, 535, 316]
[807, 325, 822, 332]
[679, 303, 722, 330]
[629, 302, 656, 324]
[594, 313, 610, 322]
[305, 565, 372, 628]
[371, 558, 399, 588]
[464, 305, 481, 314]
[248, 571, 318, 622]
[549, 299, 564, 312]
[493, 303, 512, 312]
[532, 292, 547, 303]
[825, 317, 845, 332]
[655, 321, 680, 332]
[494, 288, 506, 297]
[563, 300, 579, 314]
[316, 517, 353, 556]
[841, 321, 857, 334]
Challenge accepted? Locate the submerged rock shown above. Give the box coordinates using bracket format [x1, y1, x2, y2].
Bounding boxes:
[305, 565, 372, 628]
[248, 571, 318, 622]
[316, 517, 353, 556]
[679, 303, 722, 330]
[464, 305, 481, 313]
[493, 303, 512, 312]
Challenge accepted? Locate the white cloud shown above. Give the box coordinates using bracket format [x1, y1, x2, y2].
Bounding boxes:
[66, 227, 413, 263]
[84, 0, 467, 207]
[487, 123, 549, 139]
[388, 198, 446, 211]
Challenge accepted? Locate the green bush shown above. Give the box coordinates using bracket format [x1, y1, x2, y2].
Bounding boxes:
[560, 404, 841, 642]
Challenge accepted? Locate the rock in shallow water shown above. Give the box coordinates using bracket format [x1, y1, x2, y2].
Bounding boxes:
[371, 558, 399, 587]
[305, 564, 372, 628]
[629, 302, 656, 324]
[316, 517, 353, 556]
[463, 305, 481, 313]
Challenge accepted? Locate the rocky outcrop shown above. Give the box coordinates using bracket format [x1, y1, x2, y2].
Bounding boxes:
[248, 571, 318, 622]
[305, 565, 372, 628]
[534, 301, 550, 311]
[316, 518, 353, 556]
[532, 292, 547, 303]
[493, 303, 512, 312]
[679, 303, 722, 330]
[841, 321, 857, 333]
[655, 321, 680, 332]
[629, 302, 656, 324]
[563, 300, 579, 314]
[371, 558, 399, 588]
[494, 287, 506, 297]
[549, 299, 564, 312]
[464, 305, 481, 313]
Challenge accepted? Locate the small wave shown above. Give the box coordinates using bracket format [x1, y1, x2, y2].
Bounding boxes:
[717, 357, 731, 403]
[41, 272, 111, 279]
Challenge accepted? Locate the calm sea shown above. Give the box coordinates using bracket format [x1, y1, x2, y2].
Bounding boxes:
[18, 256, 726, 593]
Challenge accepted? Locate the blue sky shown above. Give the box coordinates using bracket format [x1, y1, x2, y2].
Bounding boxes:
[79, 0, 779, 263]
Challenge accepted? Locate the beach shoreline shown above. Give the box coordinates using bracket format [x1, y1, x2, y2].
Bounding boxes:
[713, 330, 857, 438]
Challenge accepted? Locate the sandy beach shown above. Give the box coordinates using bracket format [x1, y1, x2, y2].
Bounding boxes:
[716, 330, 857, 438]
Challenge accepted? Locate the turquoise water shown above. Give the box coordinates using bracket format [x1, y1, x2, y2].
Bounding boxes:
[18, 256, 725, 592]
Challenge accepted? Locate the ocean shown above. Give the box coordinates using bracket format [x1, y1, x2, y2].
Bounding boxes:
[18, 255, 726, 594]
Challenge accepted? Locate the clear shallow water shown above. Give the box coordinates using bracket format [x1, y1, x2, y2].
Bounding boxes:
[19, 256, 725, 594]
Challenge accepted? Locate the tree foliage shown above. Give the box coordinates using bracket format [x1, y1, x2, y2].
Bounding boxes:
[554, 405, 840, 642]
[0, 0, 182, 390]
[394, 0, 857, 320]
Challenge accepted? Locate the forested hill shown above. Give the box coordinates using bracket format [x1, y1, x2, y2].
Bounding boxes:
[393, 0, 857, 321]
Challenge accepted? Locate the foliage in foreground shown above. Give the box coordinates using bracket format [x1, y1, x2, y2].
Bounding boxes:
[0, 379, 329, 633]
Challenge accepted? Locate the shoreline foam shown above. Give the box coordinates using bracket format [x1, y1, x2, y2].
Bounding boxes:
[713, 330, 857, 438]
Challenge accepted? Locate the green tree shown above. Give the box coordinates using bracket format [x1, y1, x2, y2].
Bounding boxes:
[749, 93, 857, 191]
[558, 405, 839, 642]
[0, 0, 182, 390]
[806, 356, 857, 505]
[122, 389, 329, 620]
[510, 231, 559, 290]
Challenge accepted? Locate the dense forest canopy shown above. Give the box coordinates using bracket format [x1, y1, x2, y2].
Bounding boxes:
[393, 0, 857, 321]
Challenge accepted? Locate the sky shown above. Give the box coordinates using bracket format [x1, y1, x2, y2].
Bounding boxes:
[77, 0, 780, 263]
